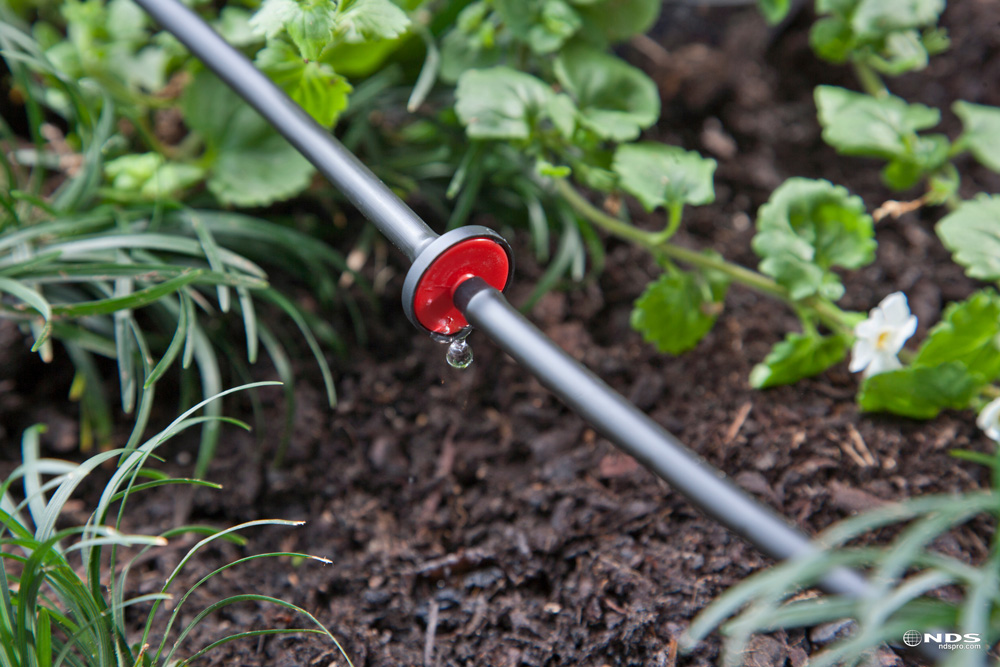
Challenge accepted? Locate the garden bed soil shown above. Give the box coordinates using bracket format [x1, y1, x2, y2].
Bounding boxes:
[3, 2, 1000, 665]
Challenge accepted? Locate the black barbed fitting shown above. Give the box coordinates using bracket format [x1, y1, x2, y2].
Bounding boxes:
[401, 226, 514, 342]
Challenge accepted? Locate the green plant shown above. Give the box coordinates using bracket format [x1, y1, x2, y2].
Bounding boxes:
[0, 382, 352, 667]
[682, 488, 999, 666]
[375, 0, 1000, 423]
[0, 6, 366, 472]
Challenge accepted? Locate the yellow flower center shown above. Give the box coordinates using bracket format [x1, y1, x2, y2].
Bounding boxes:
[876, 330, 892, 350]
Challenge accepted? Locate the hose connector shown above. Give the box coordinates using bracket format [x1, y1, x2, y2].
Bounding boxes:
[401, 226, 513, 341]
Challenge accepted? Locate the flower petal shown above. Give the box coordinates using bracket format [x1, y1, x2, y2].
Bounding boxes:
[862, 351, 901, 379]
[855, 318, 881, 339]
[879, 292, 911, 326]
[976, 397, 1000, 439]
[849, 340, 875, 372]
[899, 314, 917, 341]
[884, 317, 917, 355]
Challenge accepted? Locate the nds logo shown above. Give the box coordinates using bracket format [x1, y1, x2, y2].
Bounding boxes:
[902, 631, 983, 649]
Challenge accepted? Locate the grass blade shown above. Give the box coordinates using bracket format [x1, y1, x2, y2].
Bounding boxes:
[52, 269, 207, 317]
[47, 234, 266, 278]
[164, 593, 350, 667]
[520, 211, 582, 311]
[145, 293, 190, 388]
[113, 254, 137, 414]
[236, 286, 258, 364]
[186, 210, 230, 313]
[407, 25, 440, 113]
[0, 275, 52, 350]
[256, 322, 296, 467]
[257, 289, 336, 407]
[181, 628, 328, 666]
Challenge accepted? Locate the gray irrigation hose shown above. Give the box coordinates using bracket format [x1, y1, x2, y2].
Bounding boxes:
[131, 0, 438, 262]
[135, 1, 947, 661]
[454, 278, 872, 595]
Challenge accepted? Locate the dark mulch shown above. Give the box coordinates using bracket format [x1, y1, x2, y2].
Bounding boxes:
[2, 2, 1000, 666]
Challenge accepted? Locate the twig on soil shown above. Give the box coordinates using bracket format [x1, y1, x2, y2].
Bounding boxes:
[723, 402, 753, 444]
[842, 425, 877, 467]
[423, 599, 439, 667]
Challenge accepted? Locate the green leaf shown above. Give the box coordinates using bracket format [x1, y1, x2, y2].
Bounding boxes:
[912, 290, 1000, 383]
[936, 195, 1000, 281]
[546, 93, 578, 140]
[256, 40, 352, 127]
[925, 163, 959, 205]
[251, 0, 336, 59]
[752, 178, 875, 300]
[319, 35, 405, 78]
[815, 85, 941, 161]
[811, 0, 946, 74]
[810, 16, 854, 64]
[249, 0, 299, 39]
[612, 143, 716, 212]
[750, 332, 848, 388]
[215, 7, 259, 47]
[857, 362, 980, 419]
[455, 67, 552, 139]
[439, 19, 500, 84]
[148, 163, 207, 198]
[209, 137, 314, 208]
[953, 101, 1000, 173]
[105, 153, 204, 199]
[527, 0, 582, 54]
[850, 0, 944, 40]
[535, 159, 570, 178]
[0, 275, 52, 322]
[879, 133, 949, 190]
[105, 152, 162, 190]
[874, 29, 929, 75]
[181, 72, 314, 207]
[631, 268, 728, 355]
[334, 0, 410, 43]
[575, 0, 661, 43]
[554, 44, 659, 142]
[757, 0, 790, 25]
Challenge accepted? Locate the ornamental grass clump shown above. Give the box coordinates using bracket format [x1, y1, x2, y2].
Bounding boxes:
[0, 383, 351, 667]
[0, 6, 364, 473]
[683, 488, 999, 666]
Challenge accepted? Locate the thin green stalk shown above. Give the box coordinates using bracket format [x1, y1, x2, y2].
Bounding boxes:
[852, 59, 888, 99]
[554, 179, 856, 337]
[650, 201, 684, 244]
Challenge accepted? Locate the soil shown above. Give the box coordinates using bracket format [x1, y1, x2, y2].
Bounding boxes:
[3, 2, 1000, 666]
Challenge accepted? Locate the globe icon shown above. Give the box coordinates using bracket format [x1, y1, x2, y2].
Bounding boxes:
[903, 630, 922, 647]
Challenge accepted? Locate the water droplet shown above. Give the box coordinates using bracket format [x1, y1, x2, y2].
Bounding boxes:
[446, 338, 473, 369]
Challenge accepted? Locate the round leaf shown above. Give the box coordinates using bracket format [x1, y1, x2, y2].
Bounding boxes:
[455, 67, 553, 139]
[936, 195, 1000, 281]
[752, 178, 875, 301]
[612, 143, 716, 211]
[554, 45, 659, 142]
[631, 270, 728, 355]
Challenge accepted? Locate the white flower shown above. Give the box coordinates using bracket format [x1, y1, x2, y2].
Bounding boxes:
[977, 398, 1000, 442]
[849, 292, 917, 379]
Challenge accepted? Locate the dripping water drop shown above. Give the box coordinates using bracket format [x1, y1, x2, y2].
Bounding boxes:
[446, 337, 473, 369]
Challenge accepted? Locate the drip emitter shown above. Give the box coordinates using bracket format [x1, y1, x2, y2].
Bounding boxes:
[401, 226, 513, 341]
[135, 0, 945, 660]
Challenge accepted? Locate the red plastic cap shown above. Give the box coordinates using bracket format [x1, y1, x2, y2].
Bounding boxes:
[412, 237, 510, 335]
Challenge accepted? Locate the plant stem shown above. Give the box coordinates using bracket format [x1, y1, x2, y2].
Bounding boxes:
[852, 59, 888, 99]
[554, 179, 856, 337]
